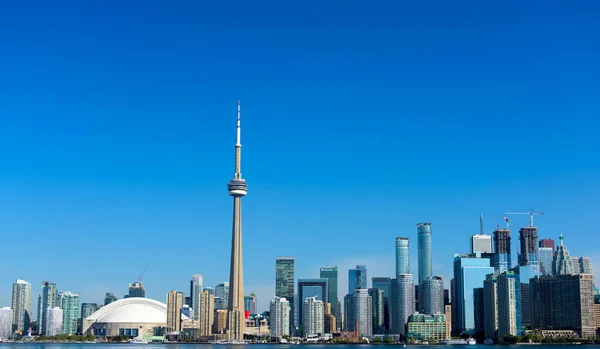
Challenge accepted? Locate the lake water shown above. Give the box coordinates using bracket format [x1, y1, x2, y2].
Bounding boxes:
[1, 345, 600, 349]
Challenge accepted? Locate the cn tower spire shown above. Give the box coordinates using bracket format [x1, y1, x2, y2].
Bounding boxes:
[234, 100, 242, 179]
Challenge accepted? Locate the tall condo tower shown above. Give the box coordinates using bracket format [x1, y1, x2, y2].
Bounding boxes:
[227, 101, 247, 340]
[417, 223, 432, 284]
[395, 237, 410, 276]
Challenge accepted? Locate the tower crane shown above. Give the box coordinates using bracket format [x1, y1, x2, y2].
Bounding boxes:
[500, 216, 510, 230]
[138, 262, 149, 283]
[504, 210, 544, 227]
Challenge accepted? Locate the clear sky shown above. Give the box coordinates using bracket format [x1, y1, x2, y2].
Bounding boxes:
[0, 1, 599, 315]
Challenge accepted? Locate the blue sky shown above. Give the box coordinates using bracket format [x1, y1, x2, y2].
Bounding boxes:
[0, 1, 599, 314]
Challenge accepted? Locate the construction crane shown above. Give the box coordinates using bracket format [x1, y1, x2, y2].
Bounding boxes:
[138, 262, 149, 283]
[500, 216, 510, 230]
[504, 210, 544, 227]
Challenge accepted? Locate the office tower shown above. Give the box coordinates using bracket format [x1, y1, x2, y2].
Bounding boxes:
[344, 289, 372, 337]
[214, 297, 226, 311]
[80, 303, 99, 321]
[37, 281, 58, 335]
[553, 234, 574, 275]
[0, 307, 13, 339]
[594, 303, 600, 332]
[348, 265, 367, 294]
[578, 257, 594, 274]
[444, 289, 450, 306]
[518, 227, 539, 270]
[572, 257, 582, 274]
[368, 288, 384, 334]
[407, 313, 448, 342]
[203, 287, 215, 295]
[276, 257, 295, 332]
[297, 279, 328, 333]
[166, 290, 183, 332]
[244, 291, 257, 315]
[324, 303, 337, 334]
[511, 265, 539, 329]
[319, 266, 338, 322]
[46, 307, 63, 336]
[128, 282, 145, 298]
[471, 234, 492, 254]
[417, 223, 432, 284]
[493, 228, 511, 274]
[303, 297, 324, 337]
[11, 279, 31, 333]
[539, 247, 553, 275]
[453, 253, 494, 333]
[420, 276, 444, 315]
[539, 238, 555, 254]
[215, 282, 230, 308]
[450, 278, 457, 335]
[395, 237, 410, 276]
[372, 277, 392, 333]
[226, 101, 248, 340]
[391, 274, 415, 335]
[531, 274, 595, 338]
[190, 274, 203, 321]
[58, 291, 79, 335]
[199, 289, 214, 336]
[104, 293, 117, 305]
[483, 275, 498, 340]
[213, 310, 228, 334]
[473, 288, 485, 333]
[270, 297, 290, 337]
[184, 296, 192, 307]
[497, 272, 521, 338]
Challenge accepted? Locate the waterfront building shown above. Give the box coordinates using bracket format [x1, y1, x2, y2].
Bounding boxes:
[344, 289, 372, 337]
[297, 279, 327, 334]
[471, 234, 492, 254]
[244, 291, 257, 315]
[11, 279, 31, 333]
[511, 265, 540, 329]
[518, 226, 540, 272]
[391, 274, 415, 335]
[368, 288, 384, 334]
[594, 303, 600, 331]
[406, 313, 448, 342]
[269, 297, 290, 337]
[420, 276, 444, 315]
[104, 293, 117, 305]
[0, 307, 13, 339]
[38, 281, 58, 335]
[395, 237, 410, 276]
[199, 289, 214, 336]
[46, 307, 63, 337]
[453, 253, 494, 333]
[493, 228, 512, 274]
[303, 297, 324, 337]
[539, 247, 553, 275]
[324, 302, 337, 334]
[444, 305, 452, 340]
[320, 266, 339, 324]
[348, 265, 367, 294]
[483, 275, 498, 340]
[553, 234, 574, 275]
[166, 290, 183, 332]
[59, 291, 79, 335]
[190, 274, 203, 321]
[372, 277, 392, 333]
[450, 278, 457, 335]
[417, 223, 432, 284]
[276, 257, 295, 332]
[497, 272, 521, 338]
[213, 309, 228, 335]
[81, 303, 99, 321]
[530, 274, 595, 338]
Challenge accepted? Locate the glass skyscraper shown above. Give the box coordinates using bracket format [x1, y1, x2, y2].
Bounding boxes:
[59, 291, 79, 335]
[319, 266, 338, 323]
[419, 276, 444, 315]
[372, 277, 392, 333]
[368, 288, 385, 334]
[395, 237, 410, 276]
[297, 279, 328, 334]
[453, 254, 494, 333]
[276, 257, 295, 332]
[37, 281, 58, 335]
[539, 247, 553, 275]
[190, 274, 203, 320]
[391, 274, 414, 335]
[417, 223, 432, 284]
[344, 289, 373, 337]
[348, 265, 367, 294]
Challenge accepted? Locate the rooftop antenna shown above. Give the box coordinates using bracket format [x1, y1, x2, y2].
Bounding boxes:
[479, 214, 484, 234]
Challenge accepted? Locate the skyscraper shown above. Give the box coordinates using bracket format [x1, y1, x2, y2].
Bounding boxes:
[270, 297, 290, 338]
[46, 307, 63, 337]
[348, 265, 367, 294]
[497, 272, 521, 338]
[471, 234, 492, 254]
[344, 289, 373, 337]
[395, 237, 410, 276]
[493, 228, 512, 274]
[226, 101, 247, 340]
[81, 303, 99, 321]
[453, 254, 494, 333]
[483, 275, 498, 340]
[539, 238, 555, 254]
[391, 274, 414, 335]
[276, 257, 295, 333]
[190, 274, 203, 320]
[59, 291, 79, 335]
[518, 227, 540, 271]
[417, 223, 432, 284]
[0, 307, 14, 339]
[372, 277, 392, 333]
[368, 288, 384, 334]
[420, 276, 444, 315]
[11, 279, 31, 333]
[297, 279, 328, 334]
[37, 281, 58, 335]
[324, 303, 337, 334]
[303, 297, 324, 337]
[578, 257, 594, 274]
[199, 289, 214, 336]
[104, 293, 117, 305]
[539, 247, 553, 275]
[215, 282, 229, 309]
[128, 282, 145, 298]
[553, 234, 574, 275]
[166, 290, 183, 332]
[319, 266, 338, 323]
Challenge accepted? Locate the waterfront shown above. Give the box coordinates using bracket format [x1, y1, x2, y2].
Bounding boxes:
[1, 345, 600, 349]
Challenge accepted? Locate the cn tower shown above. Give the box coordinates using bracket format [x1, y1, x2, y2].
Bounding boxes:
[226, 101, 247, 340]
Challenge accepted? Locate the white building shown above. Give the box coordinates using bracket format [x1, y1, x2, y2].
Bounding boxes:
[269, 297, 290, 338]
[471, 234, 492, 254]
[46, 307, 63, 337]
[302, 297, 323, 337]
[0, 307, 13, 339]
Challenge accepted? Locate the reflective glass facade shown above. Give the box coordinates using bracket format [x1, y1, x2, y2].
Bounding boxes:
[348, 265, 367, 294]
[417, 223, 432, 284]
[297, 279, 328, 334]
[453, 254, 494, 332]
[395, 237, 410, 276]
[319, 266, 338, 323]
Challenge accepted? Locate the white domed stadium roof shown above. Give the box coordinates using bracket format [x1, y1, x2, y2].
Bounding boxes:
[86, 297, 182, 324]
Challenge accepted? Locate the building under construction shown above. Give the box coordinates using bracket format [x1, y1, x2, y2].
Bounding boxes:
[493, 229, 511, 274]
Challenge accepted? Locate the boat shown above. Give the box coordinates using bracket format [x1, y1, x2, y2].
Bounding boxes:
[439, 338, 477, 345]
[129, 337, 149, 344]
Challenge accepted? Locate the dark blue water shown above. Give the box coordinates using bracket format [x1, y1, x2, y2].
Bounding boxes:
[1, 345, 600, 349]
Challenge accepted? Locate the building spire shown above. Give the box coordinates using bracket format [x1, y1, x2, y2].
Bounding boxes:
[236, 100, 241, 146]
[234, 101, 242, 179]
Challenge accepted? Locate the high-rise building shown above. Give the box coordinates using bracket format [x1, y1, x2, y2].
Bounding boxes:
[226, 101, 247, 340]
[344, 289, 372, 337]
[270, 297, 290, 338]
[190, 274, 203, 321]
[553, 234, 574, 275]
[297, 279, 328, 334]
[450, 278, 457, 335]
[203, 287, 215, 295]
[512, 265, 540, 329]
[391, 274, 415, 335]
[166, 290, 183, 332]
[59, 291, 79, 335]
[11, 279, 31, 333]
[37, 281, 58, 335]
[372, 277, 392, 333]
[420, 276, 444, 315]
[594, 303, 600, 332]
[539, 247, 553, 275]
[406, 313, 448, 342]
[276, 257, 295, 332]
[46, 307, 63, 337]
[0, 307, 14, 339]
[577, 257, 594, 274]
[80, 303, 99, 321]
[453, 253, 494, 333]
[493, 228, 512, 274]
[215, 282, 229, 309]
[497, 272, 521, 338]
[518, 227, 539, 271]
[104, 293, 117, 305]
[181, 304, 193, 319]
[303, 297, 324, 337]
[324, 303, 337, 334]
[214, 297, 226, 311]
[213, 310, 228, 335]
[368, 288, 384, 334]
[473, 288, 485, 333]
[348, 265, 367, 294]
[471, 234, 492, 254]
[572, 257, 582, 274]
[483, 275, 498, 340]
[128, 282, 145, 298]
[199, 289, 214, 336]
[531, 274, 595, 338]
[244, 291, 257, 315]
[417, 223, 432, 285]
[395, 237, 410, 276]
[319, 266, 338, 323]
[539, 239, 555, 254]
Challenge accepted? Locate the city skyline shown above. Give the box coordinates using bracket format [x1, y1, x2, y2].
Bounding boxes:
[1, 1, 599, 316]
